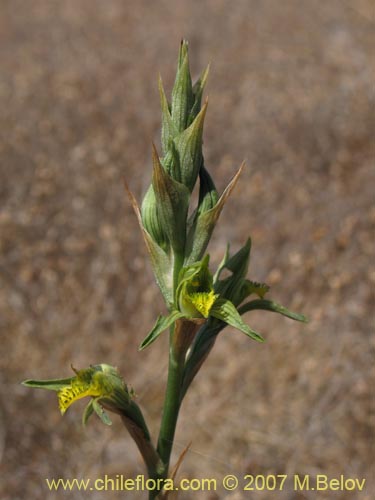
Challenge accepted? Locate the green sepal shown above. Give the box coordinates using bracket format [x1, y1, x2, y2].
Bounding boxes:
[22, 377, 75, 391]
[238, 299, 308, 323]
[159, 76, 178, 155]
[185, 163, 244, 264]
[210, 298, 264, 342]
[92, 398, 112, 426]
[174, 102, 207, 192]
[82, 399, 95, 426]
[139, 310, 184, 350]
[171, 41, 194, 132]
[152, 145, 190, 254]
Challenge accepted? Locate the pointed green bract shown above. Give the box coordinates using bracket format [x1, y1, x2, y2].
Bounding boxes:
[139, 310, 184, 350]
[210, 298, 264, 342]
[159, 76, 178, 155]
[188, 65, 210, 126]
[152, 146, 190, 255]
[171, 41, 194, 132]
[126, 183, 173, 306]
[185, 164, 244, 264]
[174, 102, 207, 192]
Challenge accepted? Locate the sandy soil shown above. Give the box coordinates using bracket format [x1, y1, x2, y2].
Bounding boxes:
[0, 1, 374, 499]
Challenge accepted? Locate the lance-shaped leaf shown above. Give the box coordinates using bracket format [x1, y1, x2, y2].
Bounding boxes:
[174, 101, 207, 191]
[238, 299, 308, 323]
[159, 76, 178, 156]
[152, 145, 190, 254]
[188, 64, 210, 126]
[185, 163, 244, 264]
[125, 182, 173, 306]
[210, 298, 264, 342]
[139, 310, 184, 350]
[171, 41, 194, 132]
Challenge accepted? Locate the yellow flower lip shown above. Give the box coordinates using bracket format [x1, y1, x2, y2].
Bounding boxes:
[58, 378, 103, 415]
[188, 290, 218, 318]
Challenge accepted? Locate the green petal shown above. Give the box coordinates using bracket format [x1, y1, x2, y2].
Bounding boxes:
[210, 298, 264, 342]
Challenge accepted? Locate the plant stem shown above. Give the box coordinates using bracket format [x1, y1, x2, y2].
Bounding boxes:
[150, 319, 201, 499]
[156, 327, 185, 469]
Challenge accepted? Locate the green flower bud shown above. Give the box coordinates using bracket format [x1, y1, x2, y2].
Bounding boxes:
[141, 185, 170, 252]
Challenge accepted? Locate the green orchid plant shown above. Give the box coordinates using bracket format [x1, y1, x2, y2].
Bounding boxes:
[23, 40, 307, 499]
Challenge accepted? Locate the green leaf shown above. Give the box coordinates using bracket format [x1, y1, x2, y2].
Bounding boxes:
[93, 399, 112, 426]
[171, 42, 194, 131]
[238, 299, 308, 323]
[185, 163, 244, 264]
[210, 298, 264, 342]
[152, 145, 190, 254]
[139, 310, 184, 350]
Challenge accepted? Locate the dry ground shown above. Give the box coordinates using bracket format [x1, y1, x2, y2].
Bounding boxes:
[0, 1, 374, 499]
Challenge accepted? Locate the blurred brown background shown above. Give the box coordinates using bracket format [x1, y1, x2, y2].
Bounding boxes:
[1, 1, 374, 499]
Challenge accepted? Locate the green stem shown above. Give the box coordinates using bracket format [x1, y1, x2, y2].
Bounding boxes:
[172, 251, 184, 303]
[149, 319, 200, 499]
[157, 326, 185, 469]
